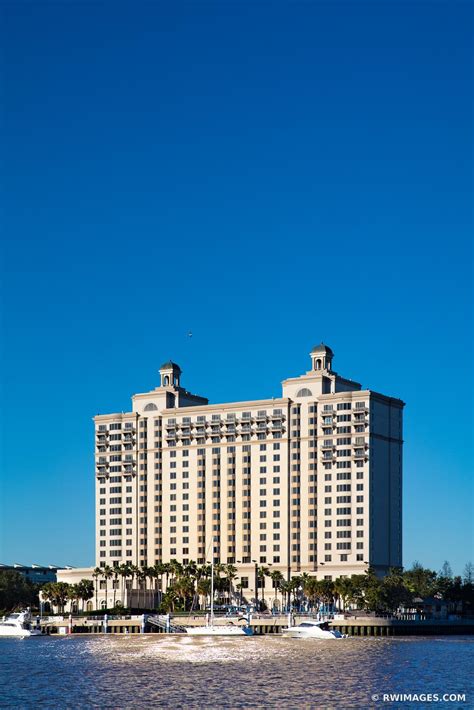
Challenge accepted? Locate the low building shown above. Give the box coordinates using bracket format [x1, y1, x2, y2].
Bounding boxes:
[55, 567, 158, 611]
[0, 563, 62, 585]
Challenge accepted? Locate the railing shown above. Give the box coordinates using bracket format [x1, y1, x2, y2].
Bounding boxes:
[147, 615, 187, 633]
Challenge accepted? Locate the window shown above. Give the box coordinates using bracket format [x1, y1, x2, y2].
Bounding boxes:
[296, 388, 312, 397]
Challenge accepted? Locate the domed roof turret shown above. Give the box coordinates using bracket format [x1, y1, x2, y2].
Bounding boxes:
[159, 361, 181, 372]
[310, 343, 333, 356]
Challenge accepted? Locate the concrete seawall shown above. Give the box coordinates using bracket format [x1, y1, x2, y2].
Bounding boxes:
[41, 616, 474, 637]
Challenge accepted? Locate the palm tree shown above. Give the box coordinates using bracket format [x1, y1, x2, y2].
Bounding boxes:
[169, 559, 183, 585]
[162, 562, 172, 593]
[302, 576, 320, 611]
[143, 565, 157, 609]
[117, 563, 130, 608]
[102, 565, 113, 610]
[46, 582, 70, 613]
[318, 579, 335, 613]
[92, 567, 101, 611]
[112, 567, 120, 608]
[334, 577, 354, 612]
[128, 564, 139, 607]
[78, 579, 94, 612]
[197, 577, 211, 609]
[135, 568, 145, 610]
[279, 581, 291, 612]
[151, 562, 168, 608]
[257, 566, 270, 610]
[67, 584, 79, 614]
[183, 560, 200, 610]
[173, 576, 194, 610]
[224, 564, 238, 604]
[288, 576, 302, 611]
[270, 570, 284, 612]
[41, 582, 54, 613]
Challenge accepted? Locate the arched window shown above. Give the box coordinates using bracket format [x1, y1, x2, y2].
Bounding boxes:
[315, 359, 322, 370]
[163, 375, 169, 386]
[296, 388, 313, 397]
[144, 402, 158, 411]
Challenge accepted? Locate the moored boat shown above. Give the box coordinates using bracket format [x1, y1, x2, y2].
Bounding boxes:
[186, 622, 253, 636]
[0, 610, 43, 638]
[184, 538, 253, 637]
[281, 619, 345, 640]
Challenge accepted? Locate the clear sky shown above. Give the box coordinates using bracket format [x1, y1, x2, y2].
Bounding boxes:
[0, 2, 472, 575]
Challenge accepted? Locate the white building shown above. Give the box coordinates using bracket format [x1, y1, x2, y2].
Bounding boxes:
[85, 343, 403, 606]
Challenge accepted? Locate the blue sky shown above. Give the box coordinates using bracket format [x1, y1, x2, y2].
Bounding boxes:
[0, 2, 472, 575]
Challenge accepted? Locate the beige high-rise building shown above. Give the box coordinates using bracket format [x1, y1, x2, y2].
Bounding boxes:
[94, 344, 403, 603]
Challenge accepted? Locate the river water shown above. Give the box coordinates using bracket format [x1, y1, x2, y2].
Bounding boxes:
[0, 635, 472, 709]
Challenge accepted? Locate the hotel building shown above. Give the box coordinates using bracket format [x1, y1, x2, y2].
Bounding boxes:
[94, 344, 403, 601]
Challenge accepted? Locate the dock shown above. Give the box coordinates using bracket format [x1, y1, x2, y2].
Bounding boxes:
[40, 614, 474, 637]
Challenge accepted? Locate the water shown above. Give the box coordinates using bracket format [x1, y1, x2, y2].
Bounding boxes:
[0, 635, 472, 709]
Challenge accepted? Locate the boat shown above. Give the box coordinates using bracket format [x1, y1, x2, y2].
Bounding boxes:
[185, 541, 253, 636]
[0, 610, 43, 638]
[185, 621, 253, 636]
[281, 618, 345, 640]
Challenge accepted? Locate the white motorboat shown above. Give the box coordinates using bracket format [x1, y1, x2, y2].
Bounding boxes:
[281, 619, 345, 640]
[0, 610, 43, 638]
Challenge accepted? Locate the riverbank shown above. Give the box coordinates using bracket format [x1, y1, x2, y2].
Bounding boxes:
[40, 614, 474, 636]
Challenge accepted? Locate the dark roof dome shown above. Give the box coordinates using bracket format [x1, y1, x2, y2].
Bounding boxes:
[159, 361, 181, 371]
[311, 343, 333, 356]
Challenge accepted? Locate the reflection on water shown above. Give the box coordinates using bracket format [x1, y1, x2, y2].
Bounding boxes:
[0, 635, 472, 708]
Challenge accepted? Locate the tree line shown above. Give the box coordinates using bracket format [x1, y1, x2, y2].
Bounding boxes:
[0, 570, 39, 614]
[3, 560, 473, 616]
[41, 579, 94, 614]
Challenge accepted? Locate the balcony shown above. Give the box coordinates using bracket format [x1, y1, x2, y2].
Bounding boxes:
[321, 442, 335, 450]
[353, 449, 368, 460]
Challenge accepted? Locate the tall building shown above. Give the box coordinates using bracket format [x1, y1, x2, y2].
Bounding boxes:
[94, 344, 403, 602]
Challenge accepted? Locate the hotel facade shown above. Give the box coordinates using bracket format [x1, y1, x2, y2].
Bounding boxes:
[92, 344, 404, 603]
